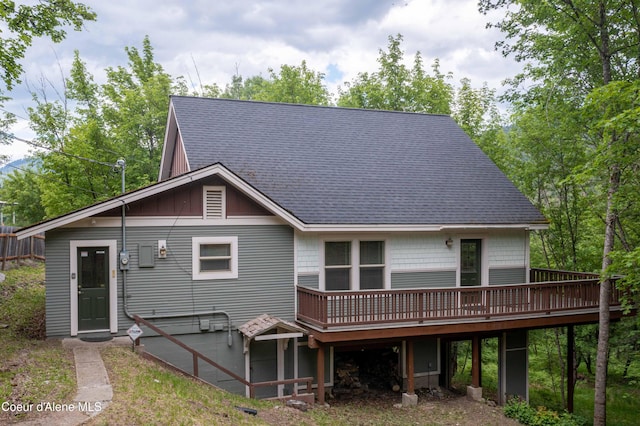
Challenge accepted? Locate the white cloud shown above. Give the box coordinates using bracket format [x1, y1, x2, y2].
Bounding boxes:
[2, 0, 521, 161]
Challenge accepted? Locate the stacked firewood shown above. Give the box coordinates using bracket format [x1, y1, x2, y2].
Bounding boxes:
[335, 360, 360, 389]
[335, 354, 402, 392]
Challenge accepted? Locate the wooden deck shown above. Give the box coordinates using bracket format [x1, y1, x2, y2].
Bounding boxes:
[297, 269, 624, 333]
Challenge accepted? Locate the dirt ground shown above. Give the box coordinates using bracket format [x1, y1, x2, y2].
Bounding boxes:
[257, 388, 521, 426]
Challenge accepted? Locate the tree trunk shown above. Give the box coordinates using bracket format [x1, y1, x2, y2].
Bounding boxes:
[593, 164, 620, 426]
[555, 328, 566, 409]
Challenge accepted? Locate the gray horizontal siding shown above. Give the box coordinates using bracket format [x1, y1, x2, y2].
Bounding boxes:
[298, 274, 319, 289]
[489, 267, 526, 286]
[141, 332, 247, 394]
[45, 225, 294, 337]
[391, 270, 456, 289]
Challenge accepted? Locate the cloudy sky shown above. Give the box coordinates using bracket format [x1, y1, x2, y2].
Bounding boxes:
[3, 0, 519, 161]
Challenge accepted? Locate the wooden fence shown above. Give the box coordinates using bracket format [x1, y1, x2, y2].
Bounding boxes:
[0, 226, 45, 270]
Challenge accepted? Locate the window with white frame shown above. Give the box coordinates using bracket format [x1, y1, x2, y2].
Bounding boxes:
[192, 236, 238, 280]
[324, 240, 385, 291]
[325, 241, 351, 290]
[359, 241, 384, 289]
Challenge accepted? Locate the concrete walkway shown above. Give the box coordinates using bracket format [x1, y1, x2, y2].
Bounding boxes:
[18, 337, 130, 425]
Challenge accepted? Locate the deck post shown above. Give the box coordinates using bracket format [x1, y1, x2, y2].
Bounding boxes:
[467, 335, 483, 401]
[567, 325, 575, 413]
[317, 343, 325, 405]
[402, 339, 418, 406]
[471, 335, 482, 388]
[407, 339, 415, 393]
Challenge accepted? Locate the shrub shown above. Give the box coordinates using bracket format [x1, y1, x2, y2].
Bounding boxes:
[504, 397, 537, 424]
[504, 397, 587, 426]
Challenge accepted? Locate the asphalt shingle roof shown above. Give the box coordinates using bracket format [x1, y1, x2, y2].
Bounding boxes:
[170, 96, 546, 225]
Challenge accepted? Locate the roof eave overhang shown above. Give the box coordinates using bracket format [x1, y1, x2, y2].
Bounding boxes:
[16, 159, 550, 239]
[16, 163, 307, 240]
[296, 222, 550, 233]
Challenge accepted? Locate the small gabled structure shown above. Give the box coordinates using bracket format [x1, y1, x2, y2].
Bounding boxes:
[16, 97, 628, 406]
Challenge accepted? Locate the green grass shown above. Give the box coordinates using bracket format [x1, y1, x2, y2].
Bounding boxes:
[0, 264, 76, 423]
[91, 346, 311, 425]
[569, 376, 640, 426]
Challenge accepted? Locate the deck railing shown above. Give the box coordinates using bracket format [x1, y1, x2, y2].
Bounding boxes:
[297, 269, 623, 329]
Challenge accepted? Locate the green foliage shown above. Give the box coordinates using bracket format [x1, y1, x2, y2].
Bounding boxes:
[504, 397, 537, 424]
[259, 60, 331, 105]
[338, 34, 453, 114]
[0, 163, 45, 225]
[221, 74, 267, 100]
[102, 36, 173, 186]
[0, 0, 94, 161]
[222, 61, 330, 105]
[24, 37, 173, 218]
[504, 397, 587, 426]
[0, 0, 96, 91]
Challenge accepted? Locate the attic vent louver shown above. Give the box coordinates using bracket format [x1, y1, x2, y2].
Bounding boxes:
[204, 186, 225, 219]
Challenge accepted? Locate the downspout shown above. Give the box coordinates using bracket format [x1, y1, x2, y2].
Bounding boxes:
[116, 160, 232, 347]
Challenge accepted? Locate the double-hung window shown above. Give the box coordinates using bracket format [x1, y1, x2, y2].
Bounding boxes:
[324, 240, 385, 291]
[359, 241, 384, 289]
[325, 242, 351, 291]
[192, 236, 238, 280]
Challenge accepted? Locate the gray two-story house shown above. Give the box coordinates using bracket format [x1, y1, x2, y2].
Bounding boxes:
[17, 97, 626, 406]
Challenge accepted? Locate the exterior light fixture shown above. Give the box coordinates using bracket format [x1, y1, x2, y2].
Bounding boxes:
[445, 237, 453, 248]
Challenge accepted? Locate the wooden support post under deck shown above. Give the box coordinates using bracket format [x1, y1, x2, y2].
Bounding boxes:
[471, 335, 482, 388]
[317, 343, 325, 405]
[407, 339, 415, 394]
[567, 325, 575, 413]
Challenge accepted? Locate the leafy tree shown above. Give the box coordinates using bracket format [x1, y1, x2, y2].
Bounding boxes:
[452, 78, 509, 171]
[0, 0, 96, 91]
[221, 74, 268, 100]
[222, 61, 330, 105]
[338, 34, 453, 114]
[102, 36, 174, 186]
[0, 0, 96, 161]
[480, 1, 640, 423]
[29, 51, 117, 217]
[27, 37, 174, 218]
[337, 34, 506, 157]
[0, 164, 44, 225]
